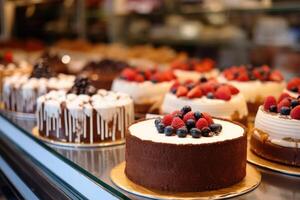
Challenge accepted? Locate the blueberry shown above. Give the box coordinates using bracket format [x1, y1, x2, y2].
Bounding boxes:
[181, 106, 191, 115]
[199, 77, 208, 83]
[186, 119, 195, 130]
[291, 87, 298, 92]
[201, 127, 213, 137]
[151, 79, 158, 83]
[269, 105, 277, 113]
[187, 83, 195, 90]
[171, 88, 177, 94]
[164, 126, 174, 136]
[190, 128, 201, 138]
[280, 106, 291, 115]
[194, 111, 202, 120]
[154, 118, 161, 126]
[157, 123, 165, 133]
[291, 100, 299, 108]
[298, 95, 300, 99]
[176, 127, 188, 138]
[209, 123, 222, 133]
[207, 92, 214, 99]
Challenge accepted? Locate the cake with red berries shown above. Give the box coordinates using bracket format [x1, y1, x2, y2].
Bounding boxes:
[161, 79, 248, 125]
[126, 106, 247, 192]
[170, 58, 219, 82]
[111, 68, 176, 114]
[284, 77, 300, 98]
[2, 59, 74, 114]
[220, 65, 285, 115]
[36, 77, 134, 144]
[250, 94, 300, 166]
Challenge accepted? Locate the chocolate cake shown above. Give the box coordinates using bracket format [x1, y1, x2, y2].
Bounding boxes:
[125, 106, 247, 192]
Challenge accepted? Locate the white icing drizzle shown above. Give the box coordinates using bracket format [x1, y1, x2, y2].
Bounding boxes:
[37, 90, 134, 144]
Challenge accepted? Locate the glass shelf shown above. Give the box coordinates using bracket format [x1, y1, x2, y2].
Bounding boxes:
[0, 112, 300, 199]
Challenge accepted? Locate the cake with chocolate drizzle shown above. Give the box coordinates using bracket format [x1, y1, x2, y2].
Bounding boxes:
[126, 106, 247, 192]
[36, 77, 134, 144]
[2, 59, 74, 113]
[250, 94, 300, 166]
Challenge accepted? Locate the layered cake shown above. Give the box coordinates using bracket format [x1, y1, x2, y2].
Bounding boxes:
[2, 59, 74, 113]
[126, 106, 247, 192]
[112, 68, 176, 114]
[82, 59, 129, 90]
[250, 95, 300, 166]
[161, 79, 248, 124]
[171, 58, 218, 82]
[220, 65, 285, 114]
[36, 77, 134, 144]
[284, 77, 300, 98]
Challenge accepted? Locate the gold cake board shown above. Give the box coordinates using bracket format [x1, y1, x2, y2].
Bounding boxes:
[110, 162, 261, 200]
[247, 147, 300, 176]
[32, 127, 125, 149]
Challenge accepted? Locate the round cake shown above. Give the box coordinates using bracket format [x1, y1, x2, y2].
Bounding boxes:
[2, 59, 74, 113]
[37, 77, 134, 144]
[250, 94, 300, 166]
[219, 65, 285, 115]
[126, 106, 247, 192]
[284, 77, 300, 98]
[112, 68, 176, 114]
[161, 79, 248, 124]
[171, 58, 219, 82]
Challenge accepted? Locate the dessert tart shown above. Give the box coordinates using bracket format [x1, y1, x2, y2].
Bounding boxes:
[161, 79, 248, 125]
[2, 59, 74, 114]
[220, 65, 285, 115]
[171, 58, 219, 82]
[36, 77, 134, 144]
[126, 106, 247, 192]
[82, 59, 129, 90]
[112, 68, 176, 114]
[284, 77, 300, 98]
[250, 94, 300, 166]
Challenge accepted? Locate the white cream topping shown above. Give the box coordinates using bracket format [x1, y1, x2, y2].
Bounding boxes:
[161, 92, 248, 119]
[111, 78, 174, 104]
[254, 106, 300, 148]
[283, 89, 299, 98]
[129, 118, 244, 145]
[219, 75, 286, 103]
[174, 69, 219, 82]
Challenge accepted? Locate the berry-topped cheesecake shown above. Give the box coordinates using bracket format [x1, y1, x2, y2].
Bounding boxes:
[250, 94, 300, 166]
[171, 58, 218, 82]
[220, 65, 285, 115]
[2, 59, 74, 114]
[284, 77, 300, 98]
[161, 79, 248, 124]
[126, 106, 247, 192]
[112, 68, 176, 114]
[36, 77, 134, 144]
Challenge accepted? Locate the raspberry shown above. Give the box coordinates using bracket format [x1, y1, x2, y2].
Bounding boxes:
[269, 70, 283, 82]
[171, 110, 181, 117]
[183, 111, 195, 122]
[227, 85, 239, 95]
[176, 86, 188, 97]
[287, 78, 300, 90]
[291, 105, 300, 120]
[214, 86, 231, 101]
[277, 99, 291, 112]
[162, 114, 173, 126]
[121, 68, 136, 81]
[263, 96, 277, 111]
[187, 85, 202, 98]
[196, 118, 208, 130]
[135, 74, 145, 82]
[202, 112, 214, 125]
[278, 93, 291, 103]
[171, 117, 185, 130]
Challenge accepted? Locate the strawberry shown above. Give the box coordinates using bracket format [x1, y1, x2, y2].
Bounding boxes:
[187, 85, 202, 98]
[171, 117, 185, 130]
[287, 78, 300, 90]
[4, 51, 13, 62]
[291, 105, 300, 120]
[277, 98, 291, 112]
[227, 85, 239, 95]
[253, 68, 264, 80]
[202, 112, 214, 125]
[263, 96, 277, 111]
[269, 70, 284, 82]
[196, 118, 208, 130]
[237, 73, 249, 82]
[162, 114, 173, 126]
[135, 74, 145, 82]
[201, 83, 214, 95]
[176, 86, 188, 97]
[214, 86, 231, 101]
[261, 65, 271, 73]
[184, 79, 194, 85]
[121, 68, 136, 81]
[144, 69, 152, 80]
[183, 111, 195, 122]
[278, 93, 291, 103]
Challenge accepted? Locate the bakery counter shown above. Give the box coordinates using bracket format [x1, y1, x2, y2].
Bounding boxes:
[0, 113, 299, 200]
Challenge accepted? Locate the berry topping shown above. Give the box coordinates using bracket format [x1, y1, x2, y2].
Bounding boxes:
[209, 123, 222, 133]
[164, 126, 174, 136]
[291, 105, 300, 120]
[190, 128, 201, 138]
[278, 93, 290, 103]
[157, 123, 165, 133]
[201, 127, 213, 137]
[162, 114, 173, 126]
[194, 111, 202, 120]
[196, 118, 208, 130]
[291, 100, 300, 108]
[277, 99, 291, 112]
[214, 86, 231, 101]
[280, 107, 291, 115]
[176, 86, 188, 97]
[181, 105, 192, 115]
[171, 117, 185, 130]
[154, 118, 161, 126]
[176, 127, 188, 138]
[186, 119, 196, 130]
[263, 96, 277, 111]
[227, 85, 239, 95]
[187, 85, 202, 98]
[68, 77, 97, 96]
[30, 59, 56, 79]
[171, 58, 215, 72]
[287, 77, 300, 93]
[183, 111, 195, 122]
[202, 112, 214, 125]
[269, 105, 277, 113]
